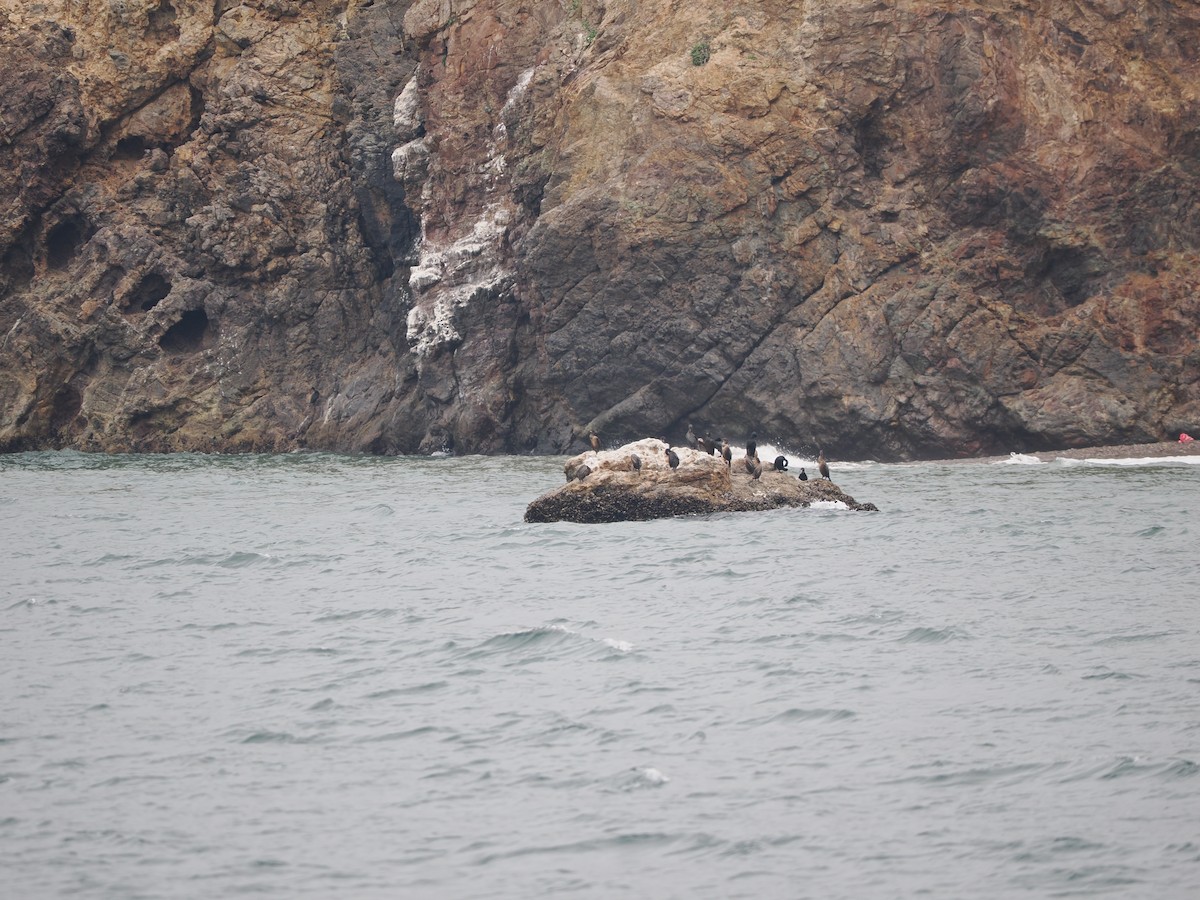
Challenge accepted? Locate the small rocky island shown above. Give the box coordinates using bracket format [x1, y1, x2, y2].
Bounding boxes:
[524, 439, 879, 524]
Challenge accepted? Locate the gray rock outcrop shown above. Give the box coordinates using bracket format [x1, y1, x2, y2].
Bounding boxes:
[524, 439, 877, 524]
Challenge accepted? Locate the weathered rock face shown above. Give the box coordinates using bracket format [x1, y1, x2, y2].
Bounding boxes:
[524, 438, 876, 523]
[0, 0, 421, 451]
[2, 0, 1199, 458]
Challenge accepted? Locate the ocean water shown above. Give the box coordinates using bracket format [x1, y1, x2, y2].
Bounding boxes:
[2, 449, 1199, 899]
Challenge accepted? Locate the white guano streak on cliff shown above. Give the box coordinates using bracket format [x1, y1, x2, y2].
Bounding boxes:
[398, 67, 537, 358]
[404, 205, 512, 355]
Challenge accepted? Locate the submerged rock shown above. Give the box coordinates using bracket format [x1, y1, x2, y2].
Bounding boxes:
[525, 439, 878, 524]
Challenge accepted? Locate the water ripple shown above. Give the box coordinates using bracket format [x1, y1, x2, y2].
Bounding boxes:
[3, 451, 1199, 899]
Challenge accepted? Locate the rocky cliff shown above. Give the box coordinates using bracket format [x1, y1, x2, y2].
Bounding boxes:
[2, 0, 1198, 458]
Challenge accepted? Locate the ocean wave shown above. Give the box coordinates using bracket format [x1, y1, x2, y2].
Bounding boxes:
[898, 625, 971, 643]
[1058, 755, 1200, 783]
[466, 624, 635, 661]
[313, 607, 401, 623]
[889, 761, 1048, 787]
[1094, 630, 1173, 644]
[768, 707, 856, 723]
[1082, 668, 1141, 680]
[1055, 455, 1200, 467]
[365, 681, 448, 699]
[603, 766, 671, 793]
[238, 730, 314, 744]
[355, 726, 449, 742]
[471, 831, 677, 865]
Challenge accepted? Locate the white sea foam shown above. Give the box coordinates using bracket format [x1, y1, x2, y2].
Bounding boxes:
[1055, 456, 1200, 467]
[602, 638, 633, 653]
[809, 500, 850, 510]
[731, 442, 875, 472]
[637, 767, 669, 785]
[1000, 452, 1044, 465]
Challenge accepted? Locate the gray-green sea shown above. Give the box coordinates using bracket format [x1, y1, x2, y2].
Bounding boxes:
[3, 449, 1199, 898]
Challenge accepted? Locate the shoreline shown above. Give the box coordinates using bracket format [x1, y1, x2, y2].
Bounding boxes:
[3, 439, 1199, 464]
[936, 440, 1200, 465]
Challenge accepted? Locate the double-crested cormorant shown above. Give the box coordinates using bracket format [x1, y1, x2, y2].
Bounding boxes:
[798, 467, 808, 481]
[773, 455, 788, 471]
[818, 450, 831, 481]
[686, 424, 697, 448]
[749, 458, 762, 480]
[745, 431, 758, 462]
[721, 439, 732, 467]
[666, 446, 680, 470]
[589, 432, 601, 453]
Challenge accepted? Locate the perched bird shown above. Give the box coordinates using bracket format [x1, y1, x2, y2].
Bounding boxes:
[773, 455, 788, 471]
[749, 458, 763, 480]
[666, 446, 680, 470]
[798, 467, 808, 481]
[686, 423, 697, 448]
[745, 431, 758, 462]
[630, 453, 641, 473]
[572, 463, 592, 481]
[721, 439, 732, 467]
[818, 450, 831, 481]
[589, 432, 601, 453]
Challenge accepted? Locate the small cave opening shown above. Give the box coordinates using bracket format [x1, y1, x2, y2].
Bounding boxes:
[1029, 245, 1105, 309]
[855, 98, 890, 179]
[130, 272, 171, 312]
[46, 219, 85, 270]
[113, 135, 148, 160]
[159, 308, 211, 352]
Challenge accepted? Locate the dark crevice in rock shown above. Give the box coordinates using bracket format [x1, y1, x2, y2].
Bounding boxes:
[113, 135, 148, 160]
[855, 96, 891, 179]
[187, 83, 206, 136]
[1024, 244, 1106, 313]
[128, 272, 172, 312]
[50, 383, 82, 434]
[45, 216, 90, 270]
[159, 308, 211, 352]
